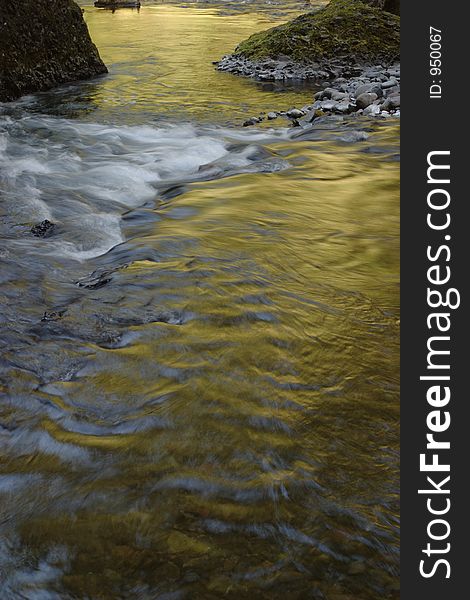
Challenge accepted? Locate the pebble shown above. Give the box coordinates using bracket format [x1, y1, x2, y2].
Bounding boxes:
[267, 112, 278, 120]
[334, 101, 353, 114]
[243, 117, 262, 126]
[363, 103, 381, 116]
[381, 95, 400, 111]
[286, 108, 304, 119]
[319, 100, 337, 111]
[382, 77, 398, 89]
[356, 92, 378, 109]
[331, 90, 349, 101]
[300, 109, 323, 124]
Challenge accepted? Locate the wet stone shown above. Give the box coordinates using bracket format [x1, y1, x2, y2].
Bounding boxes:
[356, 92, 378, 109]
[286, 108, 304, 119]
[382, 77, 398, 89]
[41, 310, 66, 322]
[334, 101, 353, 114]
[31, 219, 55, 238]
[331, 90, 349, 101]
[319, 100, 337, 111]
[363, 103, 381, 116]
[243, 117, 261, 126]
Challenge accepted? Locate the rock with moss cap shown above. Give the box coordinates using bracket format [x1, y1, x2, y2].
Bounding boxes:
[217, 0, 399, 80]
[0, 0, 107, 102]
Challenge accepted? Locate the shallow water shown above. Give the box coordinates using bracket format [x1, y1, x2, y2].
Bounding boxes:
[0, 4, 399, 599]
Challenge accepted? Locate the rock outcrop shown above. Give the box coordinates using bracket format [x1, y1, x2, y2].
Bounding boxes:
[231, 0, 400, 65]
[0, 0, 107, 102]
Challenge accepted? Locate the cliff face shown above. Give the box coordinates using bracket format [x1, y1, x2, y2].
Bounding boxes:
[0, 0, 107, 102]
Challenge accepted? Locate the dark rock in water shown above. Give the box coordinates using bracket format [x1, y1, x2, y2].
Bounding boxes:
[31, 220, 55, 238]
[94, 1, 141, 7]
[243, 117, 262, 127]
[0, 0, 107, 102]
[41, 310, 66, 322]
[77, 271, 113, 290]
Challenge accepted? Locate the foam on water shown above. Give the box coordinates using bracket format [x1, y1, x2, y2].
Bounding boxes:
[0, 116, 288, 260]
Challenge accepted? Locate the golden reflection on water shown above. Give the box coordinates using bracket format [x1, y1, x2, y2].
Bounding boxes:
[6, 131, 399, 598]
[82, 6, 316, 123]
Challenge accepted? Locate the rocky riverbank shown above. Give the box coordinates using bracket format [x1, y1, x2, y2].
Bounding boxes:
[238, 62, 400, 126]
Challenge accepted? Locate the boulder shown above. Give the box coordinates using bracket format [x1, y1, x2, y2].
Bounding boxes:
[0, 0, 107, 102]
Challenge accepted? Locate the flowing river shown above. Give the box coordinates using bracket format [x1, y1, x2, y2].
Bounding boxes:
[0, 3, 399, 599]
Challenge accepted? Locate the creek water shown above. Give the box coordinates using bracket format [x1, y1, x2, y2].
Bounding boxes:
[0, 4, 399, 599]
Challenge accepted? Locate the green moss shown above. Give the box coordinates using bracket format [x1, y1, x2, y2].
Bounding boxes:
[235, 0, 400, 64]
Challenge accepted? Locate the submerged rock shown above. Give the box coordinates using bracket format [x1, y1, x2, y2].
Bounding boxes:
[243, 117, 263, 126]
[0, 0, 107, 102]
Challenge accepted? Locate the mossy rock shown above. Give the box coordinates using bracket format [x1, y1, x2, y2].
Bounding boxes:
[0, 0, 107, 102]
[235, 0, 400, 64]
